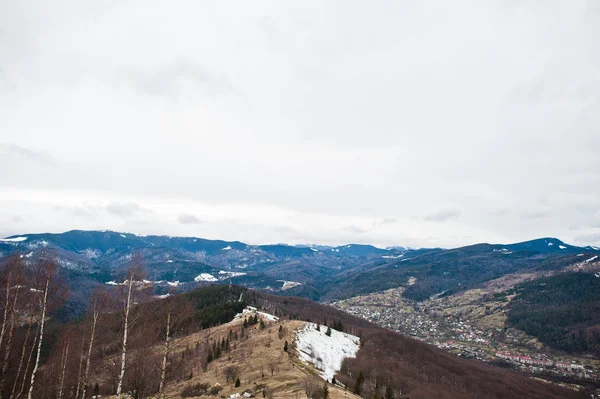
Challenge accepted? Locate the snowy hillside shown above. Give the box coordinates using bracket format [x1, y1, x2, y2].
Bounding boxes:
[296, 322, 360, 381]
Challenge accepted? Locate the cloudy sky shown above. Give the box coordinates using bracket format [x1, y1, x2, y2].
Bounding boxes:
[1, 1, 599, 248]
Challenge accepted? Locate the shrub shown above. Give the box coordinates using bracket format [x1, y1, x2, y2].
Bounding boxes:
[180, 382, 210, 397]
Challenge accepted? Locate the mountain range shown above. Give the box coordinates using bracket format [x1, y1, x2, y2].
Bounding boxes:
[1, 230, 598, 319]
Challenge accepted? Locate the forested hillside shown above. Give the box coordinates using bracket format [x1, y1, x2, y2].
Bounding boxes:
[508, 272, 600, 355]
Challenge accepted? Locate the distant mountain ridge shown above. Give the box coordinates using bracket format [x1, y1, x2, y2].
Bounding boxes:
[1, 229, 598, 321]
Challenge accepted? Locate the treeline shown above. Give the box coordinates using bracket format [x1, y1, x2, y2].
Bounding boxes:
[508, 272, 600, 355]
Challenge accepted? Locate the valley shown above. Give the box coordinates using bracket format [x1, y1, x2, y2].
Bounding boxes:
[333, 267, 600, 390]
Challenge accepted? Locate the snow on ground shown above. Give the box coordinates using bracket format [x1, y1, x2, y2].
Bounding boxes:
[559, 245, 567, 249]
[222, 246, 232, 250]
[231, 306, 279, 322]
[195, 273, 218, 282]
[155, 293, 170, 299]
[408, 276, 417, 285]
[167, 281, 180, 287]
[296, 322, 360, 381]
[548, 242, 553, 246]
[0, 236, 28, 242]
[277, 280, 302, 290]
[577, 254, 584, 256]
[120, 234, 126, 238]
[167, 260, 173, 263]
[584, 256, 598, 263]
[218, 270, 247, 278]
[382, 254, 403, 259]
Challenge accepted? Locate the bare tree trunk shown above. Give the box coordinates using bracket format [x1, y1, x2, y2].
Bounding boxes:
[27, 276, 50, 399]
[16, 322, 39, 399]
[0, 285, 21, 396]
[158, 303, 171, 397]
[115, 277, 134, 397]
[10, 312, 34, 399]
[0, 269, 14, 353]
[75, 339, 84, 399]
[57, 338, 69, 399]
[81, 313, 98, 399]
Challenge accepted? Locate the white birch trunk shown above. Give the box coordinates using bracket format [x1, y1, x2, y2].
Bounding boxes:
[17, 322, 38, 399]
[158, 305, 171, 397]
[0, 285, 21, 396]
[81, 312, 98, 399]
[0, 270, 13, 353]
[115, 277, 134, 397]
[9, 312, 33, 399]
[27, 276, 50, 399]
[57, 339, 69, 399]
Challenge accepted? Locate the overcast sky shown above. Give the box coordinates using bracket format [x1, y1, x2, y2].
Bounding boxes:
[1, 1, 599, 248]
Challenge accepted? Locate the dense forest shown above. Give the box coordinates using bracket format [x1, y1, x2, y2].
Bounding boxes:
[508, 272, 600, 355]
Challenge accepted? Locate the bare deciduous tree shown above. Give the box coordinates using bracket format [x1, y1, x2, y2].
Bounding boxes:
[158, 295, 192, 398]
[0, 255, 24, 396]
[28, 255, 61, 399]
[81, 288, 109, 399]
[116, 253, 145, 398]
[223, 366, 241, 384]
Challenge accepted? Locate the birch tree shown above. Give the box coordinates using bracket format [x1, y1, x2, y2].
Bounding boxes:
[81, 289, 108, 399]
[0, 255, 24, 396]
[0, 255, 21, 356]
[27, 256, 59, 399]
[158, 295, 192, 398]
[10, 304, 37, 399]
[57, 330, 72, 399]
[115, 254, 145, 398]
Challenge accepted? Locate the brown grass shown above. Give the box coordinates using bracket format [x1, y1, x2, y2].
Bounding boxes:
[163, 316, 359, 398]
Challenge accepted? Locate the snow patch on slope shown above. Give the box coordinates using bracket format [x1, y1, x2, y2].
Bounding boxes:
[218, 270, 247, 278]
[0, 236, 28, 243]
[195, 273, 218, 282]
[277, 280, 302, 290]
[296, 322, 360, 381]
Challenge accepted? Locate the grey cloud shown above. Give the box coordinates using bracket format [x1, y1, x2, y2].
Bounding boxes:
[344, 225, 368, 234]
[379, 217, 399, 225]
[178, 213, 202, 225]
[105, 202, 151, 218]
[423, 209, 461, 222]
[574, 232, 600, 245]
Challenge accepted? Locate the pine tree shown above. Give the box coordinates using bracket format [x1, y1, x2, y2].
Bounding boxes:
[316, 324, 320, 331]
[283, 340, 288, 352]
[260, 319, 265, 329]
[235, 378, 240, 388]
[322, 382, 329, 399]
[243, 318, 248, 328]
[325, 327, 332, 337]
[331, 376, 336, 385]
